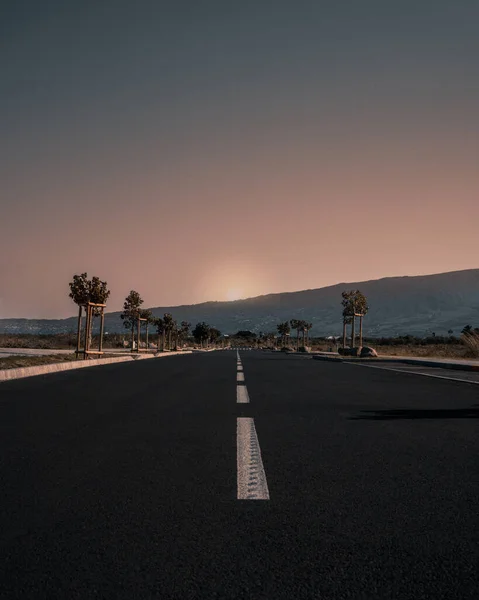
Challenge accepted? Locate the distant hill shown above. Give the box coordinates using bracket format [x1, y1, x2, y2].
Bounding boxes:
[1, 269, 479, 337]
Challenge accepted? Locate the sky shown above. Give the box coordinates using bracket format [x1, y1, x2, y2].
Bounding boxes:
[1, 0, 478, 318]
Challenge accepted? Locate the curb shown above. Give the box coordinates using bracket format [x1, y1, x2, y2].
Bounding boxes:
[312, 355, 479, 372]
[0, 351, 192, 383]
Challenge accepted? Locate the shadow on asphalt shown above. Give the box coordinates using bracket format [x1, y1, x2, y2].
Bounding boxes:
[350, 405, 479, 420]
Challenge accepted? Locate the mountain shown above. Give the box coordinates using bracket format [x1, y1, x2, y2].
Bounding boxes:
[1, 269, 479, 337]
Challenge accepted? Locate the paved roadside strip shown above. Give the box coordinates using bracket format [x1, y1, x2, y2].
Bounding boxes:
[236, 351, 270, 500]
[345, 361, 479, 385]
[0, 351, 192, 383]
[312, 353, 479, 371]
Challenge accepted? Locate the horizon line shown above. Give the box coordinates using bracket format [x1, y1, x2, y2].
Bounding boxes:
[1, 266, 478, 321]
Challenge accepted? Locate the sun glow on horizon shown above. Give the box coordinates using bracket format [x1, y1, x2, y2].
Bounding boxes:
[226, 288, 244, 301]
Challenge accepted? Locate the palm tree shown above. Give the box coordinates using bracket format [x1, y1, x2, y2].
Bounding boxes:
[304, 322, 313, 348]
[300, 322, 307, 348]
[180, 321, 191, 347]
[290, 319, 304, 351]
[153, 316, 165, 352]
[163, 313, 174, 350]
[277, 321, 290, 347]
[173, 322, 179, 350]
[290, 319, 298, 349]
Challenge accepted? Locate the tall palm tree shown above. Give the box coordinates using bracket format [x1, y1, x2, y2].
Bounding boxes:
[179, 321, 191, 347]
[290, 319, 304, 351]
[277, 322, 290, 347]
[304, 322, 313, 348]
[153, 317, 165, 352]
[163, 313, 174, 350]
[173, 322, 179, 350]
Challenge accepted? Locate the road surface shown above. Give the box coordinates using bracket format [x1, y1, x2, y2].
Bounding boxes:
[0, 351, 478, 599]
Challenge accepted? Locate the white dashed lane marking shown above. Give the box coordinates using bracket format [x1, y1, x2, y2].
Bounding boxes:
[237, 417, 270, 500]
[237, 385, 250, 403]
[236, 351, 248, 402]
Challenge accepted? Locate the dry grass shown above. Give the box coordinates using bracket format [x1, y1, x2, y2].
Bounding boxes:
[311, 341, 476, 360]
[371, 344, 472, 359]
[0, 353, 78, 370]
[461, 332, 479, 358]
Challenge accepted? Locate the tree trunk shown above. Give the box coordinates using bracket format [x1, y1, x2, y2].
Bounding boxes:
[137, 318, 141, 352]
[99, 311, 105, 352]
[359, 316, 363, 347]
[131, 323, 135, 351]
[351, 315, 356, 349]
[296, 330, 300, 351]
[88, 309, 94, 352]
[83, 305, 91, 358]
[342, 320, 347, 348]
[76, 305, 82, 358]
[146, 324, 149, 350]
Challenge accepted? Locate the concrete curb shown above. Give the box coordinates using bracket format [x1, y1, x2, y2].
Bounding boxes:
[312, 355, 479, 371]
[0, 351, 192, 383]
[311, 355, 344, 363]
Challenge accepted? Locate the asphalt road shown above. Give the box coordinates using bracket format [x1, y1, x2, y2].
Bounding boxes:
[0, 351, 478, 599]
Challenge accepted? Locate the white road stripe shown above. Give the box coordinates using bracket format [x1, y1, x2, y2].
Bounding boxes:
[237, 371, 245, 382]
[237, 385, 250, 403]
[237, 418, 270, 500]
[346, 362, 479, 386]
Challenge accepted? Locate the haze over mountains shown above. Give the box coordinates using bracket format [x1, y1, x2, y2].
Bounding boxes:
[1, 269, 479, 337]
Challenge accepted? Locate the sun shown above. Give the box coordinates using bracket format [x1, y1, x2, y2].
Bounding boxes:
[226, 288, 243, 301]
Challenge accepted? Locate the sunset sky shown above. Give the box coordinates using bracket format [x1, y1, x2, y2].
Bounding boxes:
[1, 1, 478, 318]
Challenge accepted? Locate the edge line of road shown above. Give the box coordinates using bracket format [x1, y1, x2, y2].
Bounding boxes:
[345, 361, 479, 386]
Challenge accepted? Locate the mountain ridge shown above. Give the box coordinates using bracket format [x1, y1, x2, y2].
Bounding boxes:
[1, 268, 478, 337]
